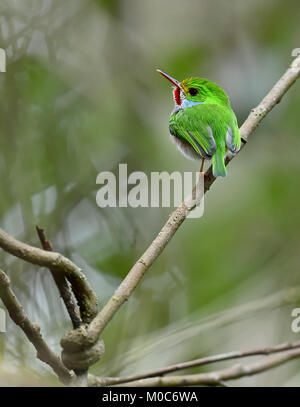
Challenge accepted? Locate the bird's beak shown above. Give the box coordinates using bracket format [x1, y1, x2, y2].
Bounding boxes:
[156, 69, 181, 89]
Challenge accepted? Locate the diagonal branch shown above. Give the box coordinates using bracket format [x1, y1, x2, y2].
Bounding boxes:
[78, 54, 300, 349]
[0, 267, 72, 384]
[36, 226, 82, 329]
[97, 341, 300, 385]
[35, 227, 89, 383]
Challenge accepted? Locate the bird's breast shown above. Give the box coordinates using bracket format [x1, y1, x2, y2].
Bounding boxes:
[171, 135, 202, 161]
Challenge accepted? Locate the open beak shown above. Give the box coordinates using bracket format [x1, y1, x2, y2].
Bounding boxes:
[156, 69, 181, 88]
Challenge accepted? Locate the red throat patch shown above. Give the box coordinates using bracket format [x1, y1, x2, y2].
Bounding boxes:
[173, 87, 181, 106]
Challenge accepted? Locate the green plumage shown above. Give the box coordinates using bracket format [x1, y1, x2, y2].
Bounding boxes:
[158, 71, 241, 177]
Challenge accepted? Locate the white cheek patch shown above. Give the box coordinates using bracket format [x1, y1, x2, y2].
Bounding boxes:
[181, 99, 204, 109]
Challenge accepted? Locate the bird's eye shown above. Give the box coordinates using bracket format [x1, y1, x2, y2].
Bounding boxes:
[188, 88, 199, 96]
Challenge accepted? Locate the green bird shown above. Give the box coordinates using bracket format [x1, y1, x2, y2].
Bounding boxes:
[157, 69, 241, 177]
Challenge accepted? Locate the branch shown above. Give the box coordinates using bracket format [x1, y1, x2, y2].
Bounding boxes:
[36, 227, 89, 383]
[77, 54, 300, 349]
[0, 267, 72, 384]
[118, 286, 300, 368]
[98, 341, 300, 385]
[36, 226, 82, 329]
[115, 347, 300, 387]
[0, 227, 98, 323]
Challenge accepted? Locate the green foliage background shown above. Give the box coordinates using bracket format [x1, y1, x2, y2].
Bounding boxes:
[0, 0, 300, 386]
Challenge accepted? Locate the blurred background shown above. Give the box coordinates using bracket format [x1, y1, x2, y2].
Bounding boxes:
[0, 0, 300, 386]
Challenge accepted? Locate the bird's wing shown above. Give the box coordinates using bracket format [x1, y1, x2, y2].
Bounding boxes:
[169, 106, 216, 158]
[169, 104, 240, 157]
[225, 115, 241, 153]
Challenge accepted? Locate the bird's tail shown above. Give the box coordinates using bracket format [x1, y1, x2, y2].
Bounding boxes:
[212, 150, 227, 177]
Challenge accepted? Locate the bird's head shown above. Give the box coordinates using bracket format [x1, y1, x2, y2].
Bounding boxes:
[157, 69, 229, 108]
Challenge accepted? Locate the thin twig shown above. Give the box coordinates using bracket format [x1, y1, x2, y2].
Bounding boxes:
[98, 341, 300, 385]
[0, 267, 72, 384]
[36, 226, 88, 382]
[114, 347, 300, 387]
[80, 54, 300, 349]
[109, 285, 300, 372]
[36, 226, 82, 329]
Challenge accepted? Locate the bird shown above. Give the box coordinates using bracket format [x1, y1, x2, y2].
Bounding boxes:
[157, 69, 241, 177]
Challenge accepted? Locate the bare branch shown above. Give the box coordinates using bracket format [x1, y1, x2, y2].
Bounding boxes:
[115, 347, 300, 387]
[98, 341, 300, 385]
[36, 226, 82, 329]
[0, 227, 98, 323]
[36, 226, 90, 383]
[79, 54, 300, 349]
[115, 286, 300, 372]
[0, 267, 72, 384]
